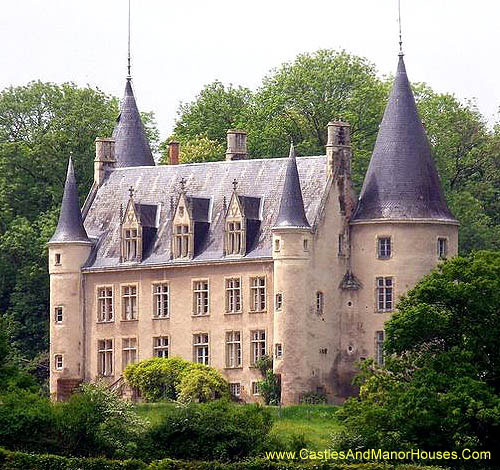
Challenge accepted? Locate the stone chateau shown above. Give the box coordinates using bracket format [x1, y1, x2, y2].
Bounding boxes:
[48, 52, 458, 403]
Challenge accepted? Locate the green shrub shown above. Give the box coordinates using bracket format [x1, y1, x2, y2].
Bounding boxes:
[124, 358, 191, 402]
[299, 392, 328, 405]
[142, 400, 273, 462]
[255, 356, 281, 405]
[176, 364, 229, 403]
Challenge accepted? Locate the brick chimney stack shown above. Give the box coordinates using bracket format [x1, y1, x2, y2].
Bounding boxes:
[168, 141, 180, 165]
[225, 130, 248, 161]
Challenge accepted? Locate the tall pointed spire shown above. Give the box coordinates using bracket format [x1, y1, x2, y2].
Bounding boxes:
[274, 143, 310, 229]
[352, 56, 455, 221]
[50, 157, 90, 243]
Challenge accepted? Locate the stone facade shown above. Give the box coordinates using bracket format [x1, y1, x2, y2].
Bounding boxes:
[48, 55, 459, 403]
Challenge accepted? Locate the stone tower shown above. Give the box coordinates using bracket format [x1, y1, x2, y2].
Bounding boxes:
[346, 53, 459, 391]
[272, 143, 313, 405]
[48, 157, 92, 401]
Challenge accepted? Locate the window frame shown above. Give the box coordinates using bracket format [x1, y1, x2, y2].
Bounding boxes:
[377, 236, 392, 259]
[275, 293, 283, 311]
[97, 338, 114, 377]
[152, 282, 170, 319]
[122, 337, 138, 370]
[54, 306, 63, 324]
[251, 381, 260, 396]
[193, 333, 210, 365]
[192, 279, 210, 316]
[121, 284, 138, 321]
[225, 330, 242, 368]
[153, 336, 170, 358]
[226, 220, 244, 256]
[375, 330, 385, 365]
[437, 237, 448, 259]
[174, 224, 190, 259]
[225, 277, 242, 314]
[275, 343, 283, 359]
[316, 291, 324, 315]
[249, 276, 267, 313]
[229, 382, 241, 397]
[97, 285, 114, 323]
[376, 277, 394, 312]
[250, 329, 266, 366]
[54, 354, 63, 371]
[123, 227, 139, 261]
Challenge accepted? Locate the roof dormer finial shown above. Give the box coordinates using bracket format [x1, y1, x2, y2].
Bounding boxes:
[127, 0, 132, 79]
[398, 0, 404, 56]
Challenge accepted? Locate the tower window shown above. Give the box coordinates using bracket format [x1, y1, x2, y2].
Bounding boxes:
[54, 306, 63, 324]
[275, 293, 283, 311]
[250, 330, 266, 365]
[227, 221, 243, 255]
[338, 234, 344, 255]
[225, 331, 242, 368]
[316, 291, 324, 315]
[98, 339, 113, 376]
[437, 238, 448, 259]
[375, 331, 385, 365]
[377, 237, 391, 259]
[376, 277, 393, 312]
[124, 228, 139, 261]
[193, 280, 209, 316]
[122, 337, 137, 369]
[174, 224, 190, 258]
[55, 253, 61, 265]
[153, 283, 169, 318]
[303, 239, 309, 251]
[97, 286, 114, 322]
[274, 239, 281, 252]
[122, 285, 138, 321]
[153, 336, 169, 358]
[225, 278, 242, 313]
[250, 277, 266, 312]
[275, 343, 283, 359]
[54, 354, 63, 371]
[193, 333, 209, 365]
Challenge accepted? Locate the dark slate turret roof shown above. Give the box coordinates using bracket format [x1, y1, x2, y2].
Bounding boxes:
[112, 78, 155, 168]
[273, 144, 311, 229]
[50, 157, 90, 243]
[352, 55, 456, 222]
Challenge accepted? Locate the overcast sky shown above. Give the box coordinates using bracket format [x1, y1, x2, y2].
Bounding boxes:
[1, 0, 499, 139]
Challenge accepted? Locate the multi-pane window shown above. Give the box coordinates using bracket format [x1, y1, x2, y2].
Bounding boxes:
[275, 293, 283, 311]
[153, 283, 169, 318]
[98, 339, 113, 376]
[55, 306, 63, 324]
[124, 228, 139, 260]
[438, 238, 448, 259]
[122, 285, 138, 320]
[378, 237, 391, 259]
[54, 354, 63, 371]
[376, 277, 393, 312]
[250, 277, 266, 312]
[316, 291, 324, 314]
[225, 278, 242, 313]
[174, 224, 190, 258]
[230, 383, 241, 397]
[193, 280, 209, 316]
[225, 331, 242, 368]
[251, 381, 260, 395]
[97, 287, 113, 322]
[275, 343, 283, 359]
[193, 333, 209, 365]
[250, 330, 266, 365]
[153, 336, 169, 358]
[227, 221, 243, 255]
[375, 331, 385, 365]
[122, 337, 137, 369]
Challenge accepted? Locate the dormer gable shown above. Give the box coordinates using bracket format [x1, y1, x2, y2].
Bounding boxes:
[172, 192, 194, 259]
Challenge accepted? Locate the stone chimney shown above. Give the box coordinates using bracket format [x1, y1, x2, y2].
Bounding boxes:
[326, 121, 351, 180]
[225, 130, 248, 161]
[168, 141, 180, 165]
[94, 138, 116, 186]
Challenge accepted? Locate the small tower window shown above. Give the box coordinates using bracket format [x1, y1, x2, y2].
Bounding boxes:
[174, 224, 190, 258]
[338, 234, 344, 255]
[377, 237, 391, 259]
[275, 293, 283, 311]
[274, 239, 281, 252]
[54, 306, 63, 324]
[316, 291, 324, 315]
[54, 354, 63, 371]
[275, 343, 283, 359]
[303, 238, 309, 251]
[227, 221, 243, 255]
[55, 253, 61, 265]
[124, 229, 139, 260]
[437, 238, 448, 259]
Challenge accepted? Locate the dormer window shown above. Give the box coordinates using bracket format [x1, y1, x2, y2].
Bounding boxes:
[174, 224, 190, 258]
[124, 229, 139, 260]
[227, 221, 243, 255]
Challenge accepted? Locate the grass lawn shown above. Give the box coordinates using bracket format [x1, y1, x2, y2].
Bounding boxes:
[135, 402, 342, 451]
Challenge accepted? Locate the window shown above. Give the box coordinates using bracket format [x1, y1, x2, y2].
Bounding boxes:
[377, 237, 391, 259]
[54, 306, 63, 324]
[274, 239, 281, 252]
[375, 331, 385, 365]
[303, 239, 309, 251]
[193, 280, 209, 316]
[250, 277, 266, 312]
[225, 331, 242, 368]
[122, 337, 137, 369]
[225, 278, 242, 313]
[124, 228, 139, 260]
[316, 291, 324, 314]
[153, 283, 169, 318]
[55, 253, 61, 265]
[230, 383, 241, 397]
[122, 285, 137, 320]
[193, 333, 209, 365]
[275, 343, 283, 359]
[250, 330, 266, 365]
[438, 238, 448, 259]
[54, 354, 63, 371]
[174, 224, 190, 258]
[153, 336, 169, 358]
[98, 339, 113, 376]
[227, 221, 243, 255]
[275, 293, 283, 311]
[251, 381, 260, 395]
[97, 287, 113, 322]
[338, 234, 344, 255]
[376, 277, 393, 312]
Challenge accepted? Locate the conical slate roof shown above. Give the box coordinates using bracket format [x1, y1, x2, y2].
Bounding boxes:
[274, 143, 310, 229]
[50, 157, 90, 243]
[112, 78, 155, 168]
[352, 55, 455, 221]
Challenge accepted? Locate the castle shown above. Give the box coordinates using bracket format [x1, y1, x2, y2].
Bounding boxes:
[48, 52, 458, 403]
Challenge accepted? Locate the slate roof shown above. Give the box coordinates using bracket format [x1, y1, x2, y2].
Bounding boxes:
[112, 78, 155, 168]
[50, 157, 90, 244]
[274, 144, 310, 229]
[352, 55, 456, 222]
[82, 156, 326, 269]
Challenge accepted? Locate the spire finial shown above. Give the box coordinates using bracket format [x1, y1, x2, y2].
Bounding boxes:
[398, 0, 404, 56]
[127, 0, 132, 79]
[128, 186, 134, 199]
[180, 177, 186, 192]
[232, 178, 238, 191]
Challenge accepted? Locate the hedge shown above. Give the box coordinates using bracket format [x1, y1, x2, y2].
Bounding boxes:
[0, 448, 447, 470]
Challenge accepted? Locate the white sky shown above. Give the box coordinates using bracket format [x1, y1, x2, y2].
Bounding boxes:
[1, 0, 499, 139]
